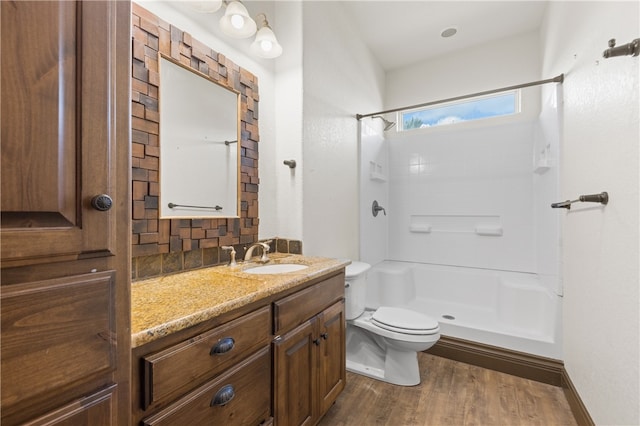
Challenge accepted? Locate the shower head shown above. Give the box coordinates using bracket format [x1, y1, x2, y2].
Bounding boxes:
[372, 115, 396, 131]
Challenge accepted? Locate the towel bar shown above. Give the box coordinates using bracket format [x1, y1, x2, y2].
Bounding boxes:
[168, 203, 223, 211]
[551, 192, 608, 210]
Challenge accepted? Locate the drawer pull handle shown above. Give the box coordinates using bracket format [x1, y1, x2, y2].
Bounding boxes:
[211, 384, 235, 406]
[210, 337, 235, 355]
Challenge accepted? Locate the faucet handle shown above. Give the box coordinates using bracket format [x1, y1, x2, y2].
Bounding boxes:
[259, 242, 270, 262]
[221, 246, 237, 266]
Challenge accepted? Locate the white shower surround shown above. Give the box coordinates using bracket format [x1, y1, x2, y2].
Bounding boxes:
[361, 104, 562, 358]
[360, 30, 563, 358]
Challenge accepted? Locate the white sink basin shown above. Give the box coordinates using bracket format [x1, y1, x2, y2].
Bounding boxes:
[243, 263, 309, 274]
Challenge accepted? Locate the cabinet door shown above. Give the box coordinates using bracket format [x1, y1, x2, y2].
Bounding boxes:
[317, 300, 346, 417]
[1, 0, 121, 266]
[273, 320, 318, 426]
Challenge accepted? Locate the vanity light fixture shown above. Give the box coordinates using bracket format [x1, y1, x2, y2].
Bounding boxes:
[219, 0, 257, 39]
[250, 13, 283, 58]
[187, 0, 283, 58]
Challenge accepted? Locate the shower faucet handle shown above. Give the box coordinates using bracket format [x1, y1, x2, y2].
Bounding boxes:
[372, 200, 386, 217]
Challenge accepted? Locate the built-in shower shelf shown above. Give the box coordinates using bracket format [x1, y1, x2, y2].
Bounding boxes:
[409, 214, 503, 236]
[369, 172, 387, 182]
[534, 160, 552, 174]
[369, 161, 387, 181]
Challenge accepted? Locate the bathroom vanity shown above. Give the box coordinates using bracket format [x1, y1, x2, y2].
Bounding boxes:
[130, 255, 348, 425]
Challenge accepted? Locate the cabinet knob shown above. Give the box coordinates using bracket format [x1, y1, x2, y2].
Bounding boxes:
[210, 384, 235, 406]
[313, 338, 321, 346]
[321, 333, 329, 340]
[91, 194, 113, 211]
[210, 337, 235, 355]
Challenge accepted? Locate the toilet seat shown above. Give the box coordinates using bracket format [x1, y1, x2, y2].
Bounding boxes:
[371, 307, 439, 335]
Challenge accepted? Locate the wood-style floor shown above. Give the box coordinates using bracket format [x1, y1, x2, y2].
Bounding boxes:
[319, 353, 577, 426]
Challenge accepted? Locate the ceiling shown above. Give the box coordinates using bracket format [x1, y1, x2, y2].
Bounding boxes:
[170, 1, 549, 72]
[341, 1, 549, 71]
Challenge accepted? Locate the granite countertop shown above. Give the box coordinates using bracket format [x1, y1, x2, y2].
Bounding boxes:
[131, 254, 350, 348]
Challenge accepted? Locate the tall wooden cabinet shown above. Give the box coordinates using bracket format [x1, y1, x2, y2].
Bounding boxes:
[1, 1, 131, 424]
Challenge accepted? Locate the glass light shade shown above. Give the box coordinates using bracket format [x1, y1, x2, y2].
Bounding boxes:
[219, 1, 256, 39]
[250, 25, 283, 58]
[187, 0, 222, 13]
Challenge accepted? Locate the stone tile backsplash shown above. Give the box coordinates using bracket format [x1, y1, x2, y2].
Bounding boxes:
[132, 238, 303, 280]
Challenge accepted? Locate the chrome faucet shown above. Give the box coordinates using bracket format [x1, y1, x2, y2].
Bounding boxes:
[244, 241, 271, 263]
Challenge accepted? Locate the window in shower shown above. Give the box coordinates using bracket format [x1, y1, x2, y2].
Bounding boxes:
[399, 90, 520, 131]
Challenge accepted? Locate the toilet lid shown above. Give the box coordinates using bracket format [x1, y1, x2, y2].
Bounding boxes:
[345, 261, 371, 278]
[372, 307, 439, 335]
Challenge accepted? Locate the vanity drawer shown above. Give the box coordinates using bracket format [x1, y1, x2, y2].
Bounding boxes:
[273, 272, 344, 334]
[142, 305, 271, 409]
[142, 346, 271, 426]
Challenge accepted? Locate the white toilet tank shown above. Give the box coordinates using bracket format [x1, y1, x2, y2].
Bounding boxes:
[345, 261, 371, 320]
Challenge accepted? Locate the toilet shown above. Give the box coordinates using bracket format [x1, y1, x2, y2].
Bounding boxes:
[345, 261, 440, 386]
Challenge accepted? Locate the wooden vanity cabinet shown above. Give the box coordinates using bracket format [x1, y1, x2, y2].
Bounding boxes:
[131, 269, 346, 426]
[132, 305, 273, 426]
[273, 272, 346, 426]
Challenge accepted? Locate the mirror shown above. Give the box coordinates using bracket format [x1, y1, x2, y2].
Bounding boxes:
[158, 54, 240, 218]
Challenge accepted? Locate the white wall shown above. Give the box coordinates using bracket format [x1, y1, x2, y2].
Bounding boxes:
[271, 1, 304, 241]
[301, 1, 385, 259]
[386, 31, 542, 112]
[541, 2, 639, 424]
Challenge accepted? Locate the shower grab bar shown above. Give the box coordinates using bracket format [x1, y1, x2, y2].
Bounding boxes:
[168, 203, 223, 211]
[551, 192, 608, 210]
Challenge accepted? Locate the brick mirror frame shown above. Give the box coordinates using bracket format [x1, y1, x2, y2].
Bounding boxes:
[131, 4, 259, 279]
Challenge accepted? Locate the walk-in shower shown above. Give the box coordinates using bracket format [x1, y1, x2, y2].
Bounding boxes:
[358, 77, 563, 359]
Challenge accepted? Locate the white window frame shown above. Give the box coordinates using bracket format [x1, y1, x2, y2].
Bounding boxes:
[397, 89, 521, 132]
